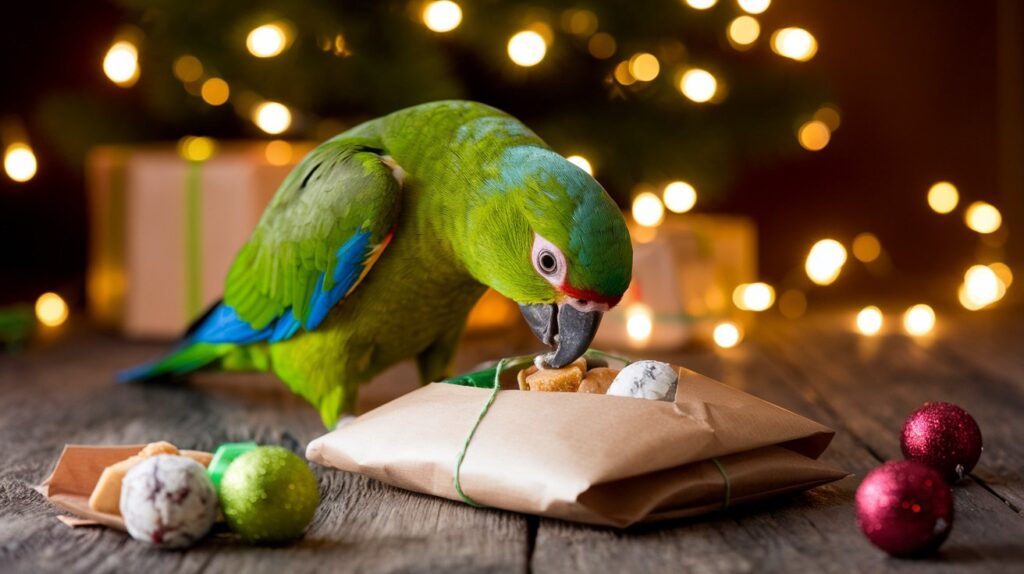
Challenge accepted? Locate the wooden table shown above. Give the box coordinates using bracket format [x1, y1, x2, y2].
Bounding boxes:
[2, 311, 1022, 573]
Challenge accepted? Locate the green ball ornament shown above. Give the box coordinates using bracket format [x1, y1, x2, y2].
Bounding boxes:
[219, 446, 320, 544]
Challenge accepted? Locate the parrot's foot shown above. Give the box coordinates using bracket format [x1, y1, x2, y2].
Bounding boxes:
[334, 414, 358, 430]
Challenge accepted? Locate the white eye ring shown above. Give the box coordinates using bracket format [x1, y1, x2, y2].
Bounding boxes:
[531, 233, 567, 285]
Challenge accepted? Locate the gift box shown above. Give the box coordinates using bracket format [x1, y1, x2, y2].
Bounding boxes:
[86, 141, 312, 339]
[306, 362, 846, 528]
[593, 214, 757, 350]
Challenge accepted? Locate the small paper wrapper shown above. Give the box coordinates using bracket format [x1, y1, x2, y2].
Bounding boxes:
[307, 366, 848, 527]
[36, 445, 210, 530]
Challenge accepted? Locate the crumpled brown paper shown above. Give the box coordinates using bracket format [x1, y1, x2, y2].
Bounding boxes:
[36, 445, 210, 530]
[306, 366, 847, 527]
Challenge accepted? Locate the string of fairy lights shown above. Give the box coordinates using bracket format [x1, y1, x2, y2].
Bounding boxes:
[627, 174, 1013, 349]
[7, 1, 1013, 349]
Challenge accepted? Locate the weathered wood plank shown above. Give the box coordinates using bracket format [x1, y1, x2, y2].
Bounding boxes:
[531, 323, 1024, 574]
[0, 334, 530, 574]
[763, 312, 1024, 513]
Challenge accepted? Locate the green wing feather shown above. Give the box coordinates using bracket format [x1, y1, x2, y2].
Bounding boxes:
[224, 137, 403, 331]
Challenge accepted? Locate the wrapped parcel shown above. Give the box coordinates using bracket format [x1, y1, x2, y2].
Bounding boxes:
[307, 366, 847, 527]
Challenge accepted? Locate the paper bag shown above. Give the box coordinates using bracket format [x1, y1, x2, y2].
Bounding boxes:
[36, 445, 211, 530]
[307, 366, 846, 527]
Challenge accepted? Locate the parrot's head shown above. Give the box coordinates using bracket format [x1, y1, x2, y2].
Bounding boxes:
[463, 145, 633, 368]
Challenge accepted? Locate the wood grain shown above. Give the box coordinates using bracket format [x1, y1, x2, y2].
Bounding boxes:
[1, 312, 1022, 573]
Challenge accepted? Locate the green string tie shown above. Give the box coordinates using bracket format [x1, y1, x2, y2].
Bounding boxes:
[710, 458, 732, 510]
[452, 349, 633, 508]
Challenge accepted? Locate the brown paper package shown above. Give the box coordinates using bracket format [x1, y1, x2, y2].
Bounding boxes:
[306, 366, 848, 527]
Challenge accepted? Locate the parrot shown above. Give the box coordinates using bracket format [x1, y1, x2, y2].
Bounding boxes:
[120, 100, 633, 427]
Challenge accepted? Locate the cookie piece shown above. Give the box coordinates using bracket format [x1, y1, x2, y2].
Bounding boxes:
[522, 357, 587, 392]
[577, 367, 620, 394]
[88, 441, 180, 515]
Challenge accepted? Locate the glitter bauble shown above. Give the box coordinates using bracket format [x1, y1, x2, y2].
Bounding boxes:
[856, 460, 953, 557]
[219, 446, 320, 544]
[901, 401, 982, 481]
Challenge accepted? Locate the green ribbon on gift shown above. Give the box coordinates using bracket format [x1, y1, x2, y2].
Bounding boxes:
[184, 160, 204, 319]
[711, 458, 732, 510]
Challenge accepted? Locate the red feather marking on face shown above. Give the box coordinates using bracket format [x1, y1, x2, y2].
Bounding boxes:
[559, 282, 622, 308]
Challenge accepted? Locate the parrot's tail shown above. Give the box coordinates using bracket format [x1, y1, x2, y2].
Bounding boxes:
[117, 299, 271, 383]
[116, 341, 235, 383]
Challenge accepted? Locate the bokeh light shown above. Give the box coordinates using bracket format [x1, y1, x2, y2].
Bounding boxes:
[614, 61, 636, 85]
[927, 181, 959, 214]
[588, 33, 616, 59]
[989, 262, 1013, 287]
[738, 0, 771, 14]
[813, 105, 842, 130]
[713, 321, 743, 348]
[422, 1, 463, 33]
[103, 40, 139, 87]
[562, 9, 599, 36]
[508, 31, 547, 67]
[4, 143, 38, 183]
[964, 201, 1002, 234]
[798, 120, 831, 151]
[35, 292, 69, 328]
[903, 304, 935, 336]
[771, 27, 817, 61]
[632, 192, 665, 227]
[727, 16, 760, 48]
[200, 77, 230, 106]
[253, 102, 292, 134]
[246, 23, 290, 58]
[629, 53, 660, 81]
[172, 55, 203, 82]
[264, 140, 293, 166]
[855, 306, 883, 336]
[733, 282, 775, 312]
[566, 155, 593, 175]
[962, 265, 1006, 309]
[686, 0, 718, 9]
[852, 232, 881, 263]
[680, 68, 718, 103]
[177, 136, 217, 162]
[625, 303, 654, 342]
[805, 239, 847, 285]
[663, 181, 697, 213]
[779, 290, 807, 319]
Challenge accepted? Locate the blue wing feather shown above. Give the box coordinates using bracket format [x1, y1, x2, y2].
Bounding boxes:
[191, 230, 373, 345]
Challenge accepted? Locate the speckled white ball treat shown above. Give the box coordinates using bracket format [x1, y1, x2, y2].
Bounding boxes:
[606, 360, 678, 401]
[120, 454, 218, 548]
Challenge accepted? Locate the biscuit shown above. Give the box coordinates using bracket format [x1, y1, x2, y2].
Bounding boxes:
[577, 367, 619, 394]
[519, 357, 588, 392]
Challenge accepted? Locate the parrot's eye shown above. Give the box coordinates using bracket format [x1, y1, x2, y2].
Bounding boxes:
[531, 233, 568, 285]
[537, 251, 558, 275]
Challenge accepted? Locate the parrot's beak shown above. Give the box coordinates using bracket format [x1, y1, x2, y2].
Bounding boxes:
[518, 303, 603, 368]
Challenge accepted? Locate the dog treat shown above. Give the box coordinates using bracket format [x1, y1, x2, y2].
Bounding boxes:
[577, 367, 619, 394]
[87, 442, 210, 515]
[520, 357, 587, 392]
[606, 360, 678, 401]
[120, 455, 218, 548]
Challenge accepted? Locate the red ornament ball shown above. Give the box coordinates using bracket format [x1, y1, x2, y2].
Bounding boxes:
[856, 460, 953, 557]
[901, 401, 983, 481]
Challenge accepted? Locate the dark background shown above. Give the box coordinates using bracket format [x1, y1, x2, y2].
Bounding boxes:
[1, 0, 1020, 310]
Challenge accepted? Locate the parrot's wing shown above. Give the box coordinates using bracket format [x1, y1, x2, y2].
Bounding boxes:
[193, 137, 403, 344]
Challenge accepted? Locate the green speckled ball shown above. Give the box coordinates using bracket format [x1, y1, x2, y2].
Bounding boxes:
[219, 446, 320, 544]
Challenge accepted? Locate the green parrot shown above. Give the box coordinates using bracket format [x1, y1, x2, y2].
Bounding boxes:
[121, 100, 633, 427]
